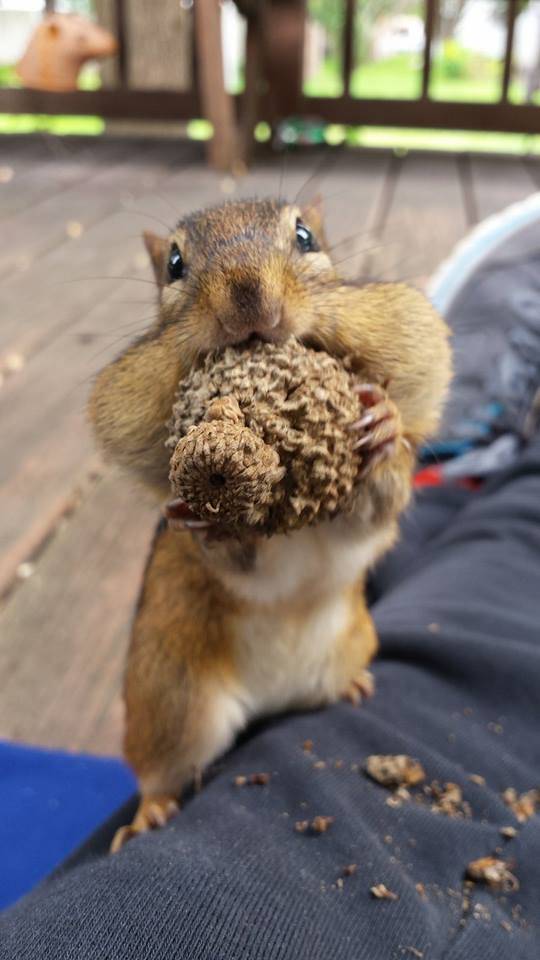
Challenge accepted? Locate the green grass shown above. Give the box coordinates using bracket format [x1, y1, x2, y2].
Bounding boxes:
[304, 59, 344, 98]
[305, 51, 508, 103]
[0, 63, 104, 135]
[347, 126, 540, 154]
[351, 53, 421, 100]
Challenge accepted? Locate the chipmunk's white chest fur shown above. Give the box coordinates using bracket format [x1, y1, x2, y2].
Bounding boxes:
[218, 519, 392, 717]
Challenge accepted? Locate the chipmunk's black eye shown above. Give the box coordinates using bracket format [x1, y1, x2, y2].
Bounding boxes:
[167, 243, 185, 282]
[295, 218, 317, 253]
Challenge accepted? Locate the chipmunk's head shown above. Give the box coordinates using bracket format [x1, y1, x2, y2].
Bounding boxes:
[143, 198, 337, 361]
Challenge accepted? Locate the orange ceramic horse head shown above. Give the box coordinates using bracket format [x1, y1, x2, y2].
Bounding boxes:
[17, 13, 117, 92]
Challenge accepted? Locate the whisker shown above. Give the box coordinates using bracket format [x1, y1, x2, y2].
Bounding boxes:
[295, 146, 345, 207]
[121, 205, 174, 233]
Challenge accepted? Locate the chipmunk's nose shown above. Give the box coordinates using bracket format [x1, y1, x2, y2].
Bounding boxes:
[231, 278, 261, 317]
[220, 275, 282, 342]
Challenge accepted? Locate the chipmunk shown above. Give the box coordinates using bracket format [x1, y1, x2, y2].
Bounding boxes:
[89, 197, 452, 851]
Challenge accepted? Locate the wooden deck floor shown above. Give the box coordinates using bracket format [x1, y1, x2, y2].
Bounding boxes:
[1, 135, 539, 757]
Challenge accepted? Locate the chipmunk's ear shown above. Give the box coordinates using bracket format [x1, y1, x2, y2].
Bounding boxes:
[301, 194, 327, 248]
[143, 230, 168, 283]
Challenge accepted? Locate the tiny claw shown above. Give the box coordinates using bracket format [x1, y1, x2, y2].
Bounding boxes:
[353, 382, 378, 394]
[358, 440, 397, 476]
[349, 412, 375, 431]
[353, 434, 372, 450]
[111, 825, 137, 854]
[342, 670, 376, 706]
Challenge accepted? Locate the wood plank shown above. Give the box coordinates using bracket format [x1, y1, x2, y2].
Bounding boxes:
[0, 469, 156, 755]
[0, 139, 195, 278]
[0, 160, 221, 366]
[194, 0, 238, 170]
[373, 152, 468, 288]
[0, 137, 141, 222]
[469, 155, 537, 222]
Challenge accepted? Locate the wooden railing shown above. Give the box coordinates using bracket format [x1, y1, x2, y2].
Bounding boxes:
[1, 0, 539, 168]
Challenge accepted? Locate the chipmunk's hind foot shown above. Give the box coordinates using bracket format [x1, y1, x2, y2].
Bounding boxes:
[342, 669, 375, 706]
[110, 795, 179, 853]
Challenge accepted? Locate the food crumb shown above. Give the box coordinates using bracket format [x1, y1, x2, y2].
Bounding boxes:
[428, 781, 471, 818]
[371, 883, 399, 901]
[500, 920, 512, 933]
[311, 815, 334, 833]
[302, 739, 314, 753]
[334, 759, 344, 769]
[336, 877, 344, 890]
[401, 947, 424, 958]
[16, 562, 35, 580]
[295, 815, 334, 835]
[502, 787, 539, 822]
[383, 834, 393, 845]
[500, 826, 517, 839]
[427, 622, 440, 634]
[65, 220, 83, 239]
[396, 786, 411, 801]
[466, 856, 519, 892]
[234, 772, 270, 786]
[313, 760, 326, 770]
[415, 882, 427, 899]
[365, 754, 426, 788]
[0, 166, 14, 184]
[468, 774, 486, 786]
[4, 352, 25, 373]
[342, 863, 358, 877]
[473, 902, 491, 922]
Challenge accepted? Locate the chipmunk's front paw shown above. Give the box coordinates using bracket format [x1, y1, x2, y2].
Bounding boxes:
[351, 384, 407, 476]
[342, 669, 375, 706]
[110, 795, 179, 853]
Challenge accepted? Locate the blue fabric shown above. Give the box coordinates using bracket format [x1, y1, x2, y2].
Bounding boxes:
[0, 741, 136, 910]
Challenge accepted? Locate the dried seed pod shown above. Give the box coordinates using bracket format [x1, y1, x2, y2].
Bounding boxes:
[167, 338, 363, 536]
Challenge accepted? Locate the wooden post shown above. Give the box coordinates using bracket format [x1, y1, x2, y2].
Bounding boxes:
[342, 0, 355, 96]
[422, 0, 436, 100]
[501, 0, 518, 102]
[239, 13, 261, 165]
[115, 0, 129, 89]
[261, 0, 305, 122]
[194, 0, 239, 171]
